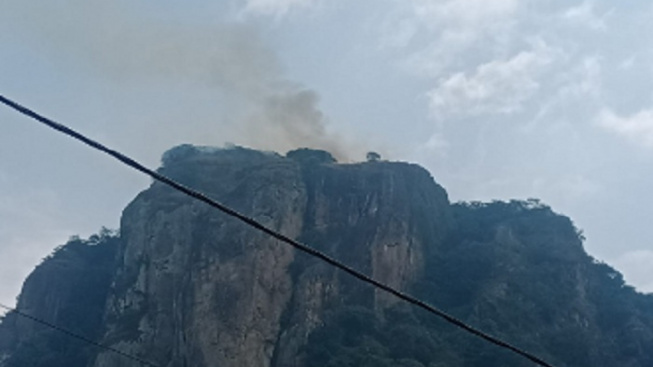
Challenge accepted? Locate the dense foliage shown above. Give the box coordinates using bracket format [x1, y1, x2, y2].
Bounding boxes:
[303, 200, 653, 367]
[3, 147, 653, 367]
[0, 229, 119, 367]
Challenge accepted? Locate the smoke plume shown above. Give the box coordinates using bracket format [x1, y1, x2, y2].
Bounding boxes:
[1, 0, 358, 160]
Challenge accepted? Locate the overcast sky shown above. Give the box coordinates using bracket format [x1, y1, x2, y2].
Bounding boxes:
[2, 0, 653, 309]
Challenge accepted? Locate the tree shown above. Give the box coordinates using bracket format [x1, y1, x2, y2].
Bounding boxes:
[287, 148, 337, 164]
[366, 151, 381, 162]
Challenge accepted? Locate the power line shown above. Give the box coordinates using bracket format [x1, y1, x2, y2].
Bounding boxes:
[0, 94, 557, 367]
[0, 303, 158, 367]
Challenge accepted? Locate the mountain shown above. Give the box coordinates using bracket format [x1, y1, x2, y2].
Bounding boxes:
[1, 145, 652, 367]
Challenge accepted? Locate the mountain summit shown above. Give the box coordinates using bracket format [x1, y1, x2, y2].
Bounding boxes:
[1, 145, 652, 367]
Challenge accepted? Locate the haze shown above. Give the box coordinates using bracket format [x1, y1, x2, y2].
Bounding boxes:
[1, 0, 653, 308]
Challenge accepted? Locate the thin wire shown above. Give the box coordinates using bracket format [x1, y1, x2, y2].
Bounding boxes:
[0, 94, 556, 367]
[0, 303, 158, 367]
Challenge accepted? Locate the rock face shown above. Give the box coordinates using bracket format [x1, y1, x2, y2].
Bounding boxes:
[2, 146, 653, 367]
[0, 233, 119, 367]
[93, 146, 452, 367]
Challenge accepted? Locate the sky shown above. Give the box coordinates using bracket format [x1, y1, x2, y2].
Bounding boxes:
[1, 0, 653, 308]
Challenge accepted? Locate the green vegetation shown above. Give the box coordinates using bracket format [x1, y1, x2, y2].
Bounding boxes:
[366, 152, 381, 162]
[2, 144, 653, 367]
[287, 148, 337, 164]
[303, 200, 653, 367]
[0, 230, 120, 367]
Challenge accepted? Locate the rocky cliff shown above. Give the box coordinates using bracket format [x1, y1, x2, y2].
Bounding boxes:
[1, 145, 652, 367]
[0, 231, 118, 366]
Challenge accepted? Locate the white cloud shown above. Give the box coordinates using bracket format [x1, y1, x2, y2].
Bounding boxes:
[400, 30, 477, 78]
[395, 0, 520, 74]
[414, 132, 450, 161]
[243, 0, 318, 16]
[519, 56, 603, 133]
[598, 108, 653, 148]
[619, 56, 636, 70]
[563, 1, 608, 31]
[379, 0, 524, 79]
[533, 175, 603, 201]
[613, 250, 653, 293]
[559, 57, 602, 98]
[0, 189, 73, 308]
[427, 44, 556, 117]
[378, 18, 418, 49]
[411, 0, 519, 28]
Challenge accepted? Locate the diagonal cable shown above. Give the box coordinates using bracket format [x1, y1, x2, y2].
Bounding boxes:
[0, 303, 158, 367]
[0, 94, 556, 367]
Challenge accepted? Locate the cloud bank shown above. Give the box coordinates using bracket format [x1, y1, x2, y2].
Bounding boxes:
[2, 0, 653, 306]
[598, 108, 653, 148]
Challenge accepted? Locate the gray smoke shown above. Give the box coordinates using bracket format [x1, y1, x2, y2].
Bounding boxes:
[1, 0, 360, 160]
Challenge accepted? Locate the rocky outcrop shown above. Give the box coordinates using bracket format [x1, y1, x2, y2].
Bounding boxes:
[3, 145, 652, 367]
[92, 146, 452, 367]
[0, 233, 119, 367]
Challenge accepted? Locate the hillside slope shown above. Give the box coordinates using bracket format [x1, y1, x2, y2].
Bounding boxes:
[1, 146, 651, 367]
